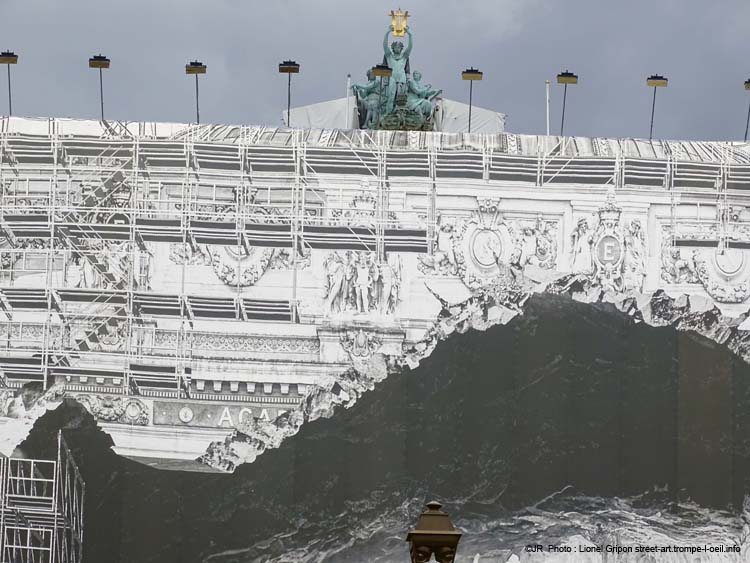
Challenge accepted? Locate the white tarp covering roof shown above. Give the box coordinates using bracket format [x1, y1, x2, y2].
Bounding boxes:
[283, 97, 505, 134]
[434, 99, 506, 134]
[283, 97, 359, 130]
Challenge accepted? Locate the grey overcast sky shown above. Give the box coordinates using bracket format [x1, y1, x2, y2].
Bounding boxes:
[1, 0, 749, 141]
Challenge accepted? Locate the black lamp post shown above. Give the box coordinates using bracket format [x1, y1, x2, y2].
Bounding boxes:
[461, 67, 483, 134]
[88, 54, 110, 121]
[744, 79, 750, 142]
[279, 60, 300, 127]
[647, 74, 668, 141]
[185, 61, 207, 124]
[557, 70, 578, 136]
[406, 501, 462, 563]
[372, 63, 392, 124]
[0, 51, 18, 116]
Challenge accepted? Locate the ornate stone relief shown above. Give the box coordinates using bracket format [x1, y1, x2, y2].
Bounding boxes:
[420, 200, 559, 288]
[417, 213, 459, 276]
[268, 247, 311, 271]
[323, 251, 402, 316]
[570, 188, 646, 293]
[340, 329, 382, 359]
[75, 394, 149, 425]
[332, 182, 377, 227]
[329, 180, 398, 228]
[454, 199, 513, 289]
[660, 223, 750, 303]
[190, 333, 320, 354]
[660, 229, 700, 285]
[209, 246, 274, 288]
[512, 215, 558, 271]
[95, 322, 128, 352]
[152, 331, 320, 355]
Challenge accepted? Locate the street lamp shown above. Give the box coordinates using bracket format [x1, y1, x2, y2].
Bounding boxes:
[647, 74, 668, 141]
[0, 51, 18, 116]
[556, 70, 578, 136]
[461, 67, 483, 134]
[743, 79, 750, 142]
[185, 60, 207, 124]
[372, 63, 392, 126]
[88, 54, 110, 121]
[278, 60, 300, 128]
[405, 501, 462, 563]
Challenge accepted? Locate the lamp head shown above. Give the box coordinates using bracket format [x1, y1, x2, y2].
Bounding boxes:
[0, 51, 18, 65]
[647, 74, 668, 87]
[372, 63, 392, 78]
[88, 54, 110, 69]
[461, 67, 483, 81]
[279, 60, 300, 74]
[557, 70, 578, 85]
[186, 61, 207, 75]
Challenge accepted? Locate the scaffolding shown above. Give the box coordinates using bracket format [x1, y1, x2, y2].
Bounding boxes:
[1, 118, 750, 399]
[0, 431, 85, 563]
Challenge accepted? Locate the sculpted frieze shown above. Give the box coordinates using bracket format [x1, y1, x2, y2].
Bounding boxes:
[324, 251, 402, 316]
[190, 333, 320, 354]
[569, 188, 646, 293]
[153, 331, 320, 355]
[509, 215, 558, 271]
[660, 224, 750, 303]
[422, 200, 560, 289]
[417, 213, 460, 276]
[76, 395, 149, 426]
[660, 228, 700, 285]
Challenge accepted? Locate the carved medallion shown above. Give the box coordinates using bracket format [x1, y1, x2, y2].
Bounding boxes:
[594, 234, 623, 269]
[179, 406, 194, 423]
[454, 199, 515, 289]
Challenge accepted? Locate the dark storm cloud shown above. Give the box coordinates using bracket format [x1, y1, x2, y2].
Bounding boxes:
[1, 0, 749, 140]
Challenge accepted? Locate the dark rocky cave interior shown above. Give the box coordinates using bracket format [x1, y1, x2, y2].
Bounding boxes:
[16, 294, 750, 562]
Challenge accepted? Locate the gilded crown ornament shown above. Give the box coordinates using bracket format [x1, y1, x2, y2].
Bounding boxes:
[389, 8, 410, 36]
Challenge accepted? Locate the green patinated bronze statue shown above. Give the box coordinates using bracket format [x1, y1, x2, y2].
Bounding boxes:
[351, 15, 442, 131]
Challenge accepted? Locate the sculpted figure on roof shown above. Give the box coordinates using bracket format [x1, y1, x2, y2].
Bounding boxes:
[351, 18, 441, 131]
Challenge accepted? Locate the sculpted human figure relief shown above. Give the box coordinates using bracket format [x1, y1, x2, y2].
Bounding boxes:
[324, 251, 402, 316]
[382, 25, 413, 113]
[570, 218, 593, 274]
[418, 214, 458, 275]
[324, 253, 347, 315]
[355, 253, 373, 313]
[406, 70, 441, 121]
[351, 69, 381, 129]
[622, 219, 646, 292]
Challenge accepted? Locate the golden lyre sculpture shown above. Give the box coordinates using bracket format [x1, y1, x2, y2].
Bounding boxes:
[390, 8, 410, 37]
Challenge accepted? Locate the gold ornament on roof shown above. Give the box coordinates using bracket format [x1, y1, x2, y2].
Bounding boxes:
[389, 8, 410, 37]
